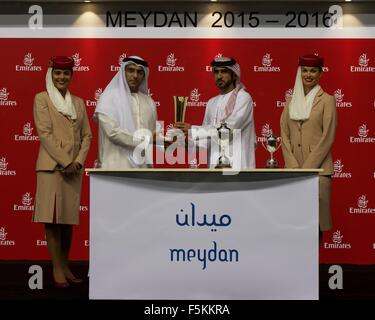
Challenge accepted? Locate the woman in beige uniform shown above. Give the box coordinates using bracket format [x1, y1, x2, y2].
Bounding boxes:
[33, 56, 92, 288]
[280, 54, 338, 242]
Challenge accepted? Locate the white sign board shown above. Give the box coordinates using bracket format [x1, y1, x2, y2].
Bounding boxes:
[89, 173, 318, 300]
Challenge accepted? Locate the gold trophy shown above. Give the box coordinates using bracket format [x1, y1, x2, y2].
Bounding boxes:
[262, 135, 282, 168]
[165, 96, 189, 144]
[173, 96, 188, 123]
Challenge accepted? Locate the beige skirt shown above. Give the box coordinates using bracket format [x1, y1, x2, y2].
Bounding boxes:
[319, 175, 332, 231]
[33, 171, 82, 225]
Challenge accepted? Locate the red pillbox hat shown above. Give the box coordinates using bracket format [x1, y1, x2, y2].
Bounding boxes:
[48, 56, 74, 69]
[298, 54, 324, 68]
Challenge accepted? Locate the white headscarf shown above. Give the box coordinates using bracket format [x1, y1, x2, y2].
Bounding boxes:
[94, 56, 149, 134]
[46, 68, 76, 119]
[211, 56, 246, 121]
[289, 66, 321, 121]
[94, 56, 150, 167]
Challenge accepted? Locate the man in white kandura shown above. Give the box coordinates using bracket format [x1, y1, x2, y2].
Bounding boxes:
[175, 56, 256, 169]
[94, 56, 157, 168]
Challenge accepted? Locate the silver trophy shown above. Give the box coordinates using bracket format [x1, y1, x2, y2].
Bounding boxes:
[262, 135, 281, 168]
[215, 122, 232, 169]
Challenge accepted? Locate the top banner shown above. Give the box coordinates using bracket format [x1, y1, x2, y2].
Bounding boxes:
[2, 3, 375, 38]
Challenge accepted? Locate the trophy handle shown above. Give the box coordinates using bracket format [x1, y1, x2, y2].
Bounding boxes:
[274, 137, 282, 152]
[262, 136, 282, 153]
[260, 139, 267, 151]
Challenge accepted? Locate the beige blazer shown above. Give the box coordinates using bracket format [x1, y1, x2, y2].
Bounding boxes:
[280, 89, 338, 175]
[33, 91, 92, 171]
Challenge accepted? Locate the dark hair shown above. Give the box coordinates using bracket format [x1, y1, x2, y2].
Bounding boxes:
[52, 68, 73, 74]
[301, 66, 323, 72]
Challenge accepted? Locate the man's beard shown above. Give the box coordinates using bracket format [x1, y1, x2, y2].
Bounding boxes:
[217, 79, 235, 91]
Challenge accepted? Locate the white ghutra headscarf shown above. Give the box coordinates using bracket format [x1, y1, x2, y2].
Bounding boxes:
[94, 56, 150, 166]
[94, 55, 149, 134]
[211, 56, 246, 122]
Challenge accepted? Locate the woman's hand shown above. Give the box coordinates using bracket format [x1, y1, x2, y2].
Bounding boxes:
[63, 162, 82, 175]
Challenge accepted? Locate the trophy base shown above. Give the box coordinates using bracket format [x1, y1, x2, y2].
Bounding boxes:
[215, 156, 232, 169]
[266, 159, 278, 168]
[215, 163, 232, 169]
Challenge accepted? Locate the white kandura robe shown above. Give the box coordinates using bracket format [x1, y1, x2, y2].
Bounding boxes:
[191, 89, 256, 169]
[97, 92, 157, 168]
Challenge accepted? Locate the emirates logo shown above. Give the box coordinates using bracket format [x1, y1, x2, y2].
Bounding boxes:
[350, 53, 375, 73]
[334, 89, 344, 103]
[72, 53, 82, 67]
[262, 53, 273, 67]
[333, 159, 352, 179]
[22, 122, 33, 136]
[359, 53, 369, 67]
[190, 88, 200, 102]
[0, 157, 8, 171]
[23, 53, 34, 66]
[15, 122, 39, 141]
[261, 124, 273, 138]
[333, 159, 344, 173]
[357, 195, 368, 209]
[159, 53, 184, 72]
[335, 89, 352, 108]
[254, 53, 280, 72]
[358, 124, 369, 138]
[332, 230, 343, 244]
[0, 227, 7, 241]
[0, 88, 10, 101]
[350, 124, 375, 143]
[325, 230, 351, 249]
[166, 53, 177, 67]
[349, 195, 375, 214]
[22, 192, 33, 206]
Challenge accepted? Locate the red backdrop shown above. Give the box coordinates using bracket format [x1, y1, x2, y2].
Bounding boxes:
[0, 38, 374, 263]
